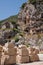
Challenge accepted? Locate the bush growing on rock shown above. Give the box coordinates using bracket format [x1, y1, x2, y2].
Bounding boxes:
[20, 2, 27, 9]
[28, 0, 36, 4]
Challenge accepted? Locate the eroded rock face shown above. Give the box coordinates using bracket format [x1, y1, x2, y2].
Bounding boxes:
[0, 0, 43, 48]
[18, 1, 43, 34]
[0, 37, 7, 46]
[1, 21, 13, 29]
[17, 1, 43, 47]
[2, 30, 15, 39]
[0, 21, 19, 44]
[0, 29, 17, 45]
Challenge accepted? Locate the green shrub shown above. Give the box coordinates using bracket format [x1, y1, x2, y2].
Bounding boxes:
[25, 44, 30, 47]
[28, 0, 36, 4]
[19, 32, 24, 37]
[10, 21, 16, 24]
[15, 36, 19, 42]
[13, 28, 19, 32]
[21, 2, 26, 9]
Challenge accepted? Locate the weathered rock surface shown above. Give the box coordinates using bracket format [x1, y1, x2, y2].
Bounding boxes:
[0, 0, 43, 49]
[17, 0, 43, 48]
[18, 1, 43, 34]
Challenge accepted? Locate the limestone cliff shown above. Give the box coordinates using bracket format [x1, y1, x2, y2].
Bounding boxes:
[18, 0, 43, 34]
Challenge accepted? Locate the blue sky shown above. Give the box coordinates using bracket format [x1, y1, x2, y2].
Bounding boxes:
[0, 0, 27, 20]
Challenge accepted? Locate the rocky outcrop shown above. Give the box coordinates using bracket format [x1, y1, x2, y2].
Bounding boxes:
[1, 21, 13, 29]
[2, 30, 15, 39]
[17, 0, 43, 48]
[18, 0, 43, 34]
[0, 0, 43, 48]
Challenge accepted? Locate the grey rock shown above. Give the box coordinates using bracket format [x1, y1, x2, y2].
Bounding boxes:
[18, 2, 43, 34]
[2, 29, 15, 39]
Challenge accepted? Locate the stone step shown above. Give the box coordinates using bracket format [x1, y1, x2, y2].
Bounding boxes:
[38, 54, 43, 61]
